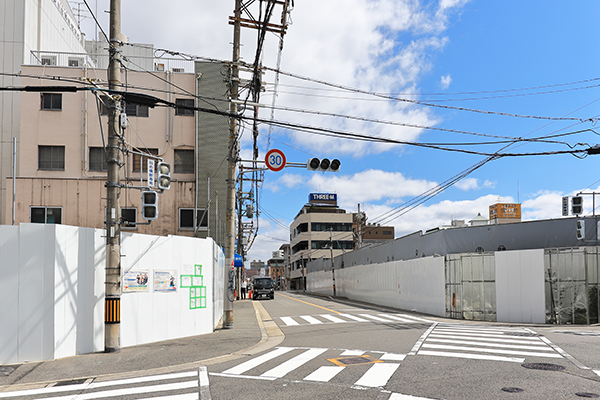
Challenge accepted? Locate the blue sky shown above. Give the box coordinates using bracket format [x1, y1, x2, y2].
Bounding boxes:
[81, 1, 600, 264]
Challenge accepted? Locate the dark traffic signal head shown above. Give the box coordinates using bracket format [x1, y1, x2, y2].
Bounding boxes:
[307, 158, 341, 172]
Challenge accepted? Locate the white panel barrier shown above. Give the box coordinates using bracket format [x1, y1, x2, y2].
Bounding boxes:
[495, 249, 546, 324]
[308, 256, 446, 318]
[0, 224, 224, 364]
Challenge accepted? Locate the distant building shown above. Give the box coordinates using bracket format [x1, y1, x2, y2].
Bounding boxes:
[360, 224, 395, 246]
[250, 260, 265, 270]
[489, 203, 521, 224]
[470, 213, 488, 226]
[289, 193, 353, 290]
[267, 256, 285, 289]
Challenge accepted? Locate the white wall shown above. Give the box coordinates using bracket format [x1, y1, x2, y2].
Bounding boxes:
[308, 256, 446, 317]
[0, 224, 224, 364]
[495, 249, 546, 324]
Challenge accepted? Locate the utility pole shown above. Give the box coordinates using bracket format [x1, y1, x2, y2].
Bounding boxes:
[105, 0, 122, 352]
[224, 0, 242, 328]
[329, 229, 336, 297]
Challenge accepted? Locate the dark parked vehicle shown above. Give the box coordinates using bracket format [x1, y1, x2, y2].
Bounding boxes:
[251, 276, 274, 300]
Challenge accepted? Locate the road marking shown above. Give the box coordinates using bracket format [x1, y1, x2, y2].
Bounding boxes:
[280, 316, 299, 326]
[304, 365, 345, 382]
[354, 363, 401, 388]
[359, 314, 397, 322]
[426, 338, 554, 351]
[409, 322, 437, 355]
[299, 315, 323, 324]
[319, 314, 348, 323]
[428, 333, 548, 345]
[0, 371, 198, 398]
[139, 394, 198, 400]
[277, 293, 342, 314]
[338, 313, 369, 322]
[39, 380, 198, 400]
[380, 314, 416, 323]
[421, 343, 563, 358]
[198, 365, 211, 400]
[418, 350, 524, 363]
[341, 349, 365, 356]
[222, 347, 294, 375]
[381, 353, 406, 361]
[261, 348, 328, 378]
[389, 393, 437, 399]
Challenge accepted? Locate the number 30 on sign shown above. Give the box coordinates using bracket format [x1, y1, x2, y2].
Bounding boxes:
[265, 149, 286, 172]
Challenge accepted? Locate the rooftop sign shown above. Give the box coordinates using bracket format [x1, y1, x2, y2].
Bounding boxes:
[309, 193, 337, 204]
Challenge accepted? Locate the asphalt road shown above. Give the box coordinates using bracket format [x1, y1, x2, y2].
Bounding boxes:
[1, 291, 599, 399]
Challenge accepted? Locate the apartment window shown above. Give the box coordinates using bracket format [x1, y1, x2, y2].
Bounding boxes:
[174, 149, 194, 173]
[179, 208, 208, 230]
[38, 146, 65, 170]
[89, 147, 107, 171]
[121, 207, 137, 229]
[311, 222, 353, 232]
[31, 207, 62, 224]
[175, 99, 194, 116]
[125, 103, 149, 117]
[68, 57, 83, 67]
[41, 55, 57, 66]
[41, 93, 62, 110]
[132, 148, 158, 173]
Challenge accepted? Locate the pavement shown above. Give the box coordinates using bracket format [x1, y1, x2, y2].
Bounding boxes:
[0, 299, 284, 392]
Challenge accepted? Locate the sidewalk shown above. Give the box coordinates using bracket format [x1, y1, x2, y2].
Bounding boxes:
[0, 299, 282, 391]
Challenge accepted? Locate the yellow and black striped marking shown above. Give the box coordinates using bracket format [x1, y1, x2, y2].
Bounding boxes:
[105, 298, 120, 324]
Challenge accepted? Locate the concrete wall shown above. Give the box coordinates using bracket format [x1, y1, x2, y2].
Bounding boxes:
[0, 223, 224, 364]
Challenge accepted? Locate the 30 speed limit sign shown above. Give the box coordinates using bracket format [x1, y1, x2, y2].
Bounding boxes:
[265, 149, 286, 172]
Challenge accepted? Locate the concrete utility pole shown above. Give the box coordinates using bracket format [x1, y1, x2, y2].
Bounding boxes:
[223, 0, 242, 328]
[105, 0, 122, 352]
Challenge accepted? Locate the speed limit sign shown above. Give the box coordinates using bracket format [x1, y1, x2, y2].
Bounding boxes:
[265, 149, 286, 172]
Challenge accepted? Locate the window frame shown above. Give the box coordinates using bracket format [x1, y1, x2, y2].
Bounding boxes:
[132, 149, 159, 173]
[30, 206, 63, 224]
[41, 93, 62, 111]
[175, 98, 194, 116]
[121, 207, 137, 230]
[179, 208, 209, 231]
[38, 145, 65, 170]
[174, 149, 194, 173]
[89, 147, 107, 171]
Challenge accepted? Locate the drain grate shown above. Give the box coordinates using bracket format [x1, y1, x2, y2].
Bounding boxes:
[54, 378, 88, 387]
[522, 363, 565, 371]
[504, 332, 541, 337]
[575, 393, 599, 398]
[502, 387, 524, 393]
[328, 355, 382, 367]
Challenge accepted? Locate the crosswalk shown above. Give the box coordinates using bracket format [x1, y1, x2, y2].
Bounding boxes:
[213, 346, 406, 389]
[412, 322, 564, 363]
[0, 370, 203, 400]
[277, 312, 433, 327]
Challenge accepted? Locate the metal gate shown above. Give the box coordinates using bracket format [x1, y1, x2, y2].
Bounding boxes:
[545, 247, 600, 324]
[445, 253, 496, 321]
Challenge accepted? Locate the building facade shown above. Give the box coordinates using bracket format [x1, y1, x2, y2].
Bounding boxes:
[289, 194, 353, 290]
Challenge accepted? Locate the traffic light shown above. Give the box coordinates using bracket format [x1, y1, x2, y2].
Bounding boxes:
[572, 196, 583, 215]
[576, 219, 585, 240]
[142, 191, 158, 220]
[307, 158, 341, 172]
[157, 162, 171, 190]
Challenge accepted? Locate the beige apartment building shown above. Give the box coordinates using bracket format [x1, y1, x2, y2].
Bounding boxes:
[7, 58, 231, 242]
[289, 194, 354, 290]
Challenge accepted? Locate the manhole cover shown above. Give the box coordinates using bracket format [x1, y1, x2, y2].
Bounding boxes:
[502, 387, 524, 393]
[504, 332, 541, 337]
[521, 363, 565, 371]
[576, 393, 599, 398]
[328, 355, 382, 367]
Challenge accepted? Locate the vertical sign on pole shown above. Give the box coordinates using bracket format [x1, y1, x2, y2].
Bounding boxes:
[562, 196, 569, 217]
[148, 159, 155, 188]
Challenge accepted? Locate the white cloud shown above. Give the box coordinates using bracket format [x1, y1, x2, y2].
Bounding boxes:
[440, 74, 452, 89]
[455, 178, 496, 191]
